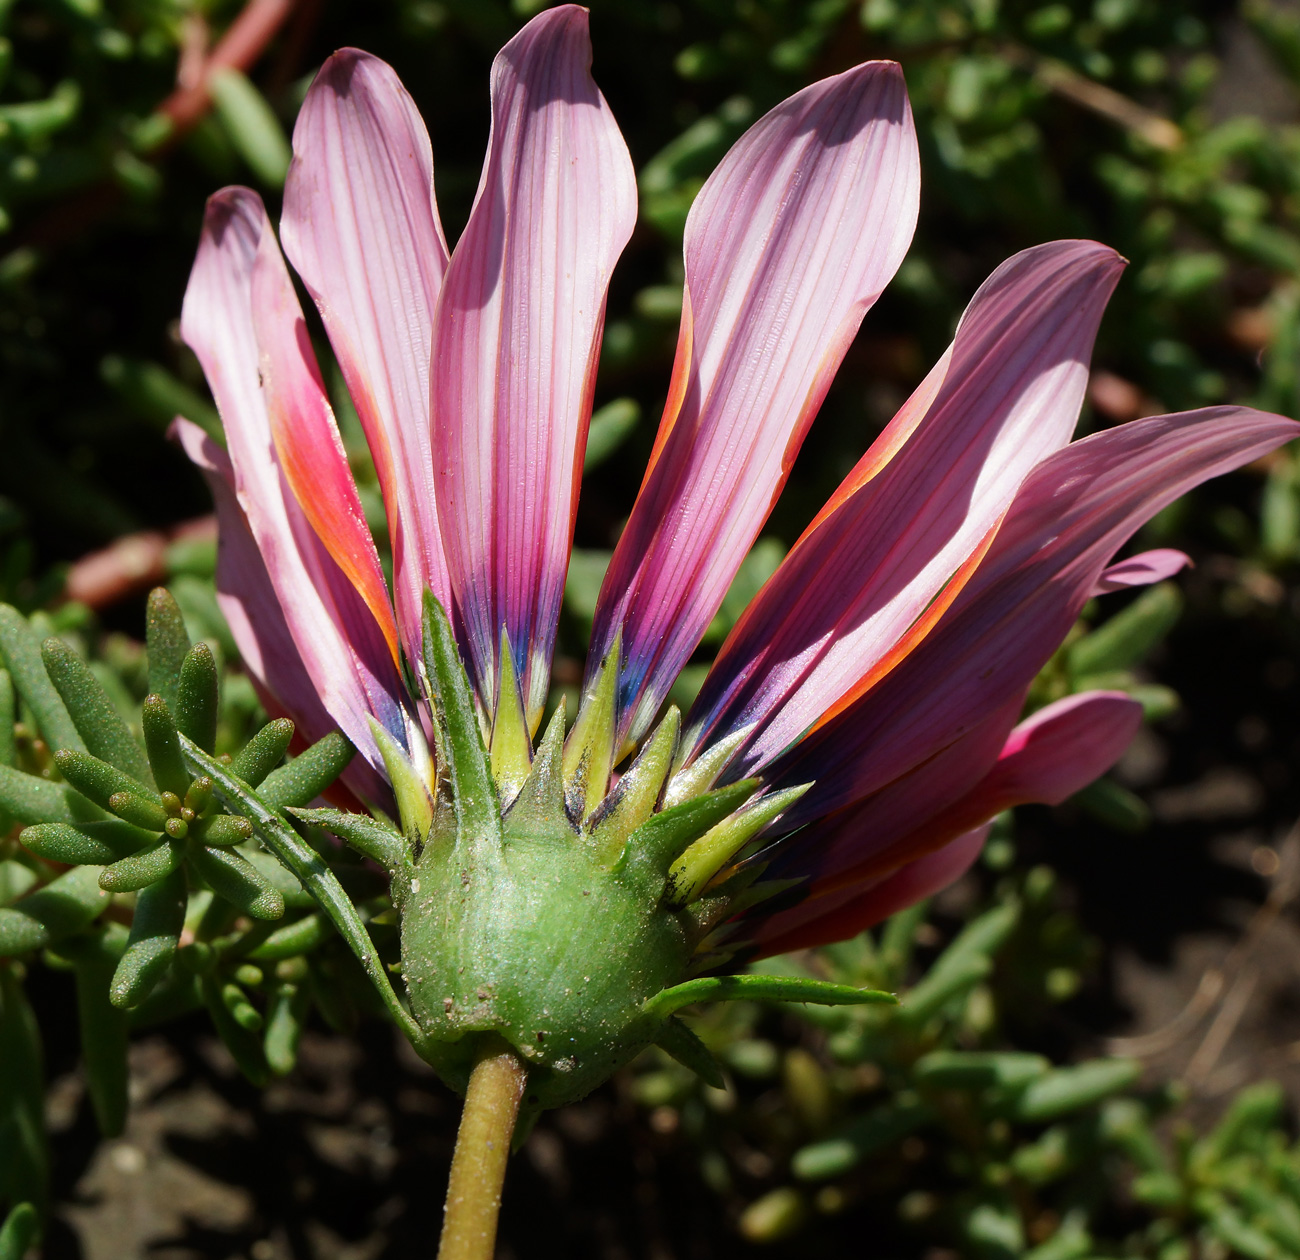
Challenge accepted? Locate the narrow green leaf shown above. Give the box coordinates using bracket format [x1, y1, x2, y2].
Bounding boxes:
[1071, 776, 1151, 831]
[913, 1050, 1050, 1092]
[644, 974, 896, 1020]
[246, 912, 329, 962]
[0, 669, 16, 768]
[99, 836, 183, 893]
[0, 969, 47, 1213]
[209, 67, 291, 188]
[0, 865, 109, 956]
[0, 765, 95, 826]
[1006, 1059, 1142, 1123]
[258, 732, 355, 810]
[0, 604, 84, 753]
[421, 591, 500, 841]
[41, 638, 153, 786]
[616, 779, 759, 885]
[1067, 581, 1182, 675]
[146, 588, 190, 712]
[289, 807, 405, 872]
[189, 844, 284, 921]
[200, 974, 268, 1086]
[264, 982, 310, 1075]
[665, 783, 810, 907]
[229, 718, 294, 787]
[654, 1014, 724, 1088]
[195, 814, 254, 846]
[56, 925, 130, 1137]
[792, 1097, 934, 1181]
[20, 820, 151, 865]
[110, 866, 187, 1009]
[182, 735, 423, 1046]
[175, 643, 218, 753]
[0, 1202, 38, 1260]
[583, 397, 640, 472]
[899, 954, 992, 1026]
[588, 706, 679, 864]
[54, 748, 159, 814]
[142, 694, 188, 796]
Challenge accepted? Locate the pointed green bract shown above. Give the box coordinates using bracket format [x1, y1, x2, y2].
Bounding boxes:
[664, 726, 750, 809]
[490, 629, 532, 806]
[0, 603, 84, 754]
[615, 778, 759, 886]
[0, 865, 110, 956]
[110, 866, 187, 1009]
[189, 842, 285, 920]
[422, 591, 499, 842]
[588, 706, 679, 864]
[20, 820, 151, 865]
[42, 637, 154, 787]
[643, 974, 897, 1020]
[665, 782, 811, 907]
[99, 835, 183, 893]
[229, 718, 294, 787]
[176, 642, 219, 752]
[146, 587, 191, 713]
[562, 633, 620, 823]
[258, 731, 355, 809]
[290, 807, 407, 873]
[370, 718, 433, 846]
[142, 694, 188, 796]
[654, 1014, 724, 1088]
[502, 700, 568, 839]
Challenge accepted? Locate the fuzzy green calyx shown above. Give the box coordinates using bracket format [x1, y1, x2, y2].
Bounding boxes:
[396, 595, 853, 1119]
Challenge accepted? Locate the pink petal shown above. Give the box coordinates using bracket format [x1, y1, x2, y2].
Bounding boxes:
[180, 186, 414, 776]
[172, 418, 393, 806]
[765, 405, 1299, 823]
[1090, 547, 1190, 595]
[685, 241, 1125, 772]
[281, 49, 452, 665]
[430, 5, 636, 722]
[589, 58, 921, 743]
[750, 827, 989, 958]
[248, 211, 399, 666]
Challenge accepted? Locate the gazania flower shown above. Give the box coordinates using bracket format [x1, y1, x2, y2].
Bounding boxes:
[175, 0, 1294, 1143]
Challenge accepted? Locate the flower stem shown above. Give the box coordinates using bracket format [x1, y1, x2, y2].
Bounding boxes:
[438, 1038, 527, 1260]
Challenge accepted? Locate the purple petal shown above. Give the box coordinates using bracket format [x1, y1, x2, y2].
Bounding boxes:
[765, 405, 1299, 824]
[1091, 547, 1190, 595]
[686, 241, 1124, 771]
[180, 186, 414, 776]
[282, 49, 452, 665]
[749, 827, 989, 958]
[430, 5, 636, 723]
[589, 59, 921, 743]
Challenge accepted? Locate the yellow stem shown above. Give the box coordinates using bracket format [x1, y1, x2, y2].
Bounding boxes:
[437, 1038, 527, 1260]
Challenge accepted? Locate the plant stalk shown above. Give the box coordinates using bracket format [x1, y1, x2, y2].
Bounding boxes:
[438, 1038, 527, 1260]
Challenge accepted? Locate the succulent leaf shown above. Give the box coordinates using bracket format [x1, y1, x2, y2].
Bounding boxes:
[258, 732, 355, 810]
[145, 587, 192, 713]
[110, 866, 187, 1009]
[229, 718, 294, 787]
[0, 865, 110, 956]
[20, 820, 151, 865]
[141, 694, 189, 796]
[175, 642, 219, 753]
[99, 835, 184, 893]
[0, 603, 84, 754]
[188, 843, 285, 921]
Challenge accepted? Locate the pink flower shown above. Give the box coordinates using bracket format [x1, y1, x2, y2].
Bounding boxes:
[174, 6, 1298, 957]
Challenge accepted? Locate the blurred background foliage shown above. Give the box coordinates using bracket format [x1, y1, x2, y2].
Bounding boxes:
[2, 0, 1300, 1256]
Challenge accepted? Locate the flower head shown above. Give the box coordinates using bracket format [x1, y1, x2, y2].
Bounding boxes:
[176, 6, 1297, 1097]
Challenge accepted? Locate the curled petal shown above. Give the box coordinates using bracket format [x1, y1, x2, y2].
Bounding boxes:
[172, 418, 393, 806]
[1091, 547, 1190, 595]
[686, 241, 1125, 772]
[765, 405, 1300, 824]
[282, 48, 453, 663]
[431, 5, 637, 724]
[590, 58, 921, 743]
[180, 186, 412, 776]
